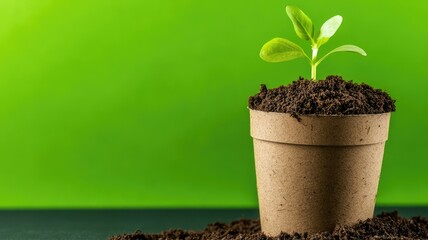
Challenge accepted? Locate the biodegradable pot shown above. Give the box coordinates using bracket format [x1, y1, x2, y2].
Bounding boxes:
[249, 109, 391, 236]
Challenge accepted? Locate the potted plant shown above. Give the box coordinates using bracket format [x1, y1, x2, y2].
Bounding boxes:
[248, 6, 396, 236]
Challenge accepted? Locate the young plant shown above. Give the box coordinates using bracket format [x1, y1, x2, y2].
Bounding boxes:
[260, 5, 367, 80]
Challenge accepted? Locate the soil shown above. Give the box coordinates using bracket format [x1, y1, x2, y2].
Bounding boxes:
[248, 75, 396, 117]
[109, 212, 428, 240]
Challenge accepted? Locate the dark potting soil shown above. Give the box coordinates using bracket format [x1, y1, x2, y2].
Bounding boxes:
[248, 76, 396, 117]
[110, 212, 428, 240]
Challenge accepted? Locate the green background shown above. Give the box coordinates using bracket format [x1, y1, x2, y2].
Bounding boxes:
[0, 0, 426, 208]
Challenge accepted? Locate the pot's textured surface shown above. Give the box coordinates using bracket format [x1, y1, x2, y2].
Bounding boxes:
[249, 110, 391, 236]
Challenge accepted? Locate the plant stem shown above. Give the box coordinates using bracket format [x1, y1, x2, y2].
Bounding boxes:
[311, 47, 318, 80]
[311, 63, 316, 81]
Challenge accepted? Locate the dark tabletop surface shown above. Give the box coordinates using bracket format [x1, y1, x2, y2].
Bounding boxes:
[0, 207, 427, 240]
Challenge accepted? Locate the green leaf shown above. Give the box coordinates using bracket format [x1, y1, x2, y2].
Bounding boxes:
[316, 45, 367, 65]
[285, 6, 314, 42]
[260, 38, 309, 63]
[317, 15, 343, 47]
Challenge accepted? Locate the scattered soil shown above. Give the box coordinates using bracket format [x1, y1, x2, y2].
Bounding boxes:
[248, 76, 396, 117]
[110, 212, 428, 240]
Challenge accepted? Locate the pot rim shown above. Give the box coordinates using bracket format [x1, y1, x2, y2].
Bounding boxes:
[248, 108, 392, 118]
[249, 109, 391, 146]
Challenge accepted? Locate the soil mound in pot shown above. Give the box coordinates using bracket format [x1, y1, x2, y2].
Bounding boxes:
[248, 75, 396, 117]
[109, 212, 428, 240]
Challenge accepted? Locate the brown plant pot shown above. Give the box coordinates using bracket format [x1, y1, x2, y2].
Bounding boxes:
[249, 109, 391, 236]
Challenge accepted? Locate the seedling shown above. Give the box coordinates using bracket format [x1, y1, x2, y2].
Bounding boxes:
[260, 6, 367, 80]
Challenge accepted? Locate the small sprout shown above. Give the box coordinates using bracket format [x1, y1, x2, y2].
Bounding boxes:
[260, 5, 367, 80]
